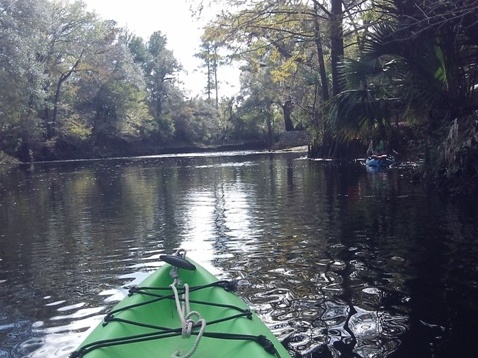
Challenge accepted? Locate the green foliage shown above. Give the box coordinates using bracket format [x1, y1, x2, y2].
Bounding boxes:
[327, 0, 478, 153]
[90, 77, 149, 145]
[203, 0, 324, 132]
[0, 0, 49, 158]
[4, 0, 475, 187]
[435, 115, 478, 196]
[0, 0, 203, 161]
[127, 31, 182, 144]
[227, 95, 280, 144]
[58, 114, 92, 142]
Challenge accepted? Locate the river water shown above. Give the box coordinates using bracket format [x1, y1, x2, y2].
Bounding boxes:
[0, 151, 477, 358]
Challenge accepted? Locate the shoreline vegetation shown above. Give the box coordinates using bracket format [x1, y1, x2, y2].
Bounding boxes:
[0, 138, 310, 166]
[0, 130, 313, 165]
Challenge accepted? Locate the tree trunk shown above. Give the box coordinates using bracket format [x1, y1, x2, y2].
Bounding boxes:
[265, 108, 274, 147]
[330, 0, 344, 95]
[313, 2, 329, 102]
[47, 51, 84, 139]
[283, 99, 294, 131]
[213, 46, 219, 109]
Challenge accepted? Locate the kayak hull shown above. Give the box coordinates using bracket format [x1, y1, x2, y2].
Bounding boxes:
[365, 156, 396, 173]
[365, 158, 395, 168]
[71, 257, 289, 358]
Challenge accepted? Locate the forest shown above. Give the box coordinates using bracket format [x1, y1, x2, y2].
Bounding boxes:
[1, 0, 477, 196]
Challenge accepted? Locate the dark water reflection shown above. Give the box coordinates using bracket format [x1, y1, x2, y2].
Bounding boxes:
[0, 151, 477, 357]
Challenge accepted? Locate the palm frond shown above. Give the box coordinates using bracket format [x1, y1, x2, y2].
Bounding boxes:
[326, 88, 393, 141]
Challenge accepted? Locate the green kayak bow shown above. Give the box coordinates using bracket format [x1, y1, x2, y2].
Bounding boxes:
[71, 249, 290, 358]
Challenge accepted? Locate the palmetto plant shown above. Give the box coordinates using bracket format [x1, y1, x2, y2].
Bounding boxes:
[327, 23, 449, 143]
[326, 0, 478, 161]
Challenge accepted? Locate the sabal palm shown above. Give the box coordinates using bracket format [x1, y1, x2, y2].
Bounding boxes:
[328, 12, 477, 144]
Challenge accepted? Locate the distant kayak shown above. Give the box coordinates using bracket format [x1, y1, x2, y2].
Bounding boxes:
[365, 155, 396, 172]
[70, 249, 289, 358]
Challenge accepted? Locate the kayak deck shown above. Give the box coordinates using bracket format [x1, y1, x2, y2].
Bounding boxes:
[71, 254, 290, 358]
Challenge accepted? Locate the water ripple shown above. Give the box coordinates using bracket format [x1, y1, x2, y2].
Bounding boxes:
[1, 153, 476, 357]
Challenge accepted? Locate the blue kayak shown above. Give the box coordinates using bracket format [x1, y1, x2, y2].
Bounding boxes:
[365, 155, 396, 173]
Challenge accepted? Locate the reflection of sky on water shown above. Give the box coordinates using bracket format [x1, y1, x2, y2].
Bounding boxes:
[180, 178, 256, 275]
[180, 190, 216, 257]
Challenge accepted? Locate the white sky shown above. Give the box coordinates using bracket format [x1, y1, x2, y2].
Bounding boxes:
[82, 0, 239, 98]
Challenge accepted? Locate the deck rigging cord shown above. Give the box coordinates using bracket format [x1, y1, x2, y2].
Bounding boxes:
[169, 257, 206, 358]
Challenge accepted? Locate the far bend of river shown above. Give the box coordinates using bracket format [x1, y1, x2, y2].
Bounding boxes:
[1, 150, 478, 358]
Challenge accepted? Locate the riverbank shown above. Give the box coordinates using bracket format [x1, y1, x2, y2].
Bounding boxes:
[0, 131, 313, 165]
